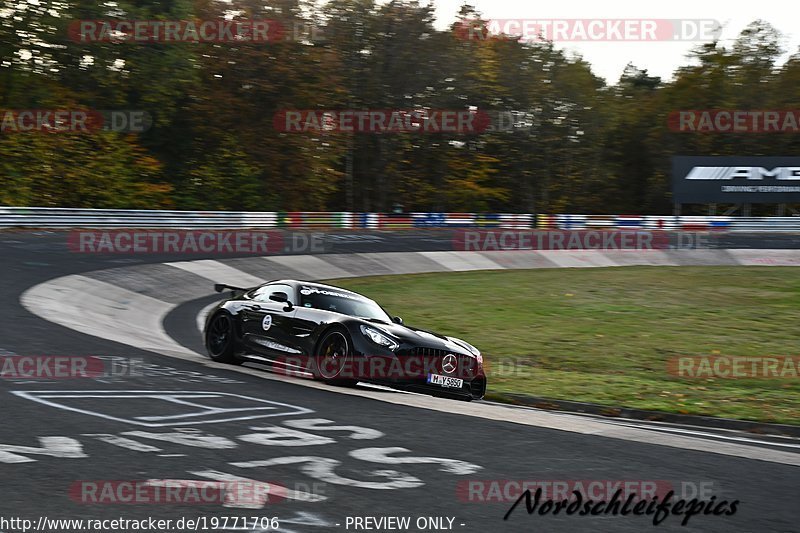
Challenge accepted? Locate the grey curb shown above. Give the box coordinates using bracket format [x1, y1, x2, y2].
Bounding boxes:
[486, 392, 800, 438]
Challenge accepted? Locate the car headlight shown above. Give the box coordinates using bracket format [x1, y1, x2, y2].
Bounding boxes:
[360, 325, 399, 351]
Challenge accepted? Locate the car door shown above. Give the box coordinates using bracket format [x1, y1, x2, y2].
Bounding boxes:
[240, 283, 298, 358]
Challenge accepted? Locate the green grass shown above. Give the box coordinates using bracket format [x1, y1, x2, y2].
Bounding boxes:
[327, 267, 800, 425]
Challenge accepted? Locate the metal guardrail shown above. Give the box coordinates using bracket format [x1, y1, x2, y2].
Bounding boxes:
[0, 207, 279, 229]
[0, 207, 533, 229]
[1, 207, 799, 231]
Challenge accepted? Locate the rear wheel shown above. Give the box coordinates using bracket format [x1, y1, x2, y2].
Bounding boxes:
[205, 312, 241, 364]
[314, 329, 357, 386]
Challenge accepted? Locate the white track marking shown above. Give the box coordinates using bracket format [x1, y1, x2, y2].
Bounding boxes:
[418, 251, 504, 271]
[281, 419, 384, 440]
[349, 447, 482, 475]
[230, 456, 424, 490]
[727, 248, 800, 266]
[600, 249, 681, 266]
[0, 436, 87, 464]
[121, 430, 237, 449]
[82, 434, 162, 453]
[165, 259, 265, 287]
[537, 250, 623, 268]
[263, 255, 352, 279]
[11, 390, 312, 427]
[238, 427, 336, 447]
[351, 252, 447, 274]
[20, 275, 194, 358]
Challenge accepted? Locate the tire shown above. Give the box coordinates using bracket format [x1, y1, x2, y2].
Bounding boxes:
[313, 328, 358, 386]
[205, 312, 241, 364]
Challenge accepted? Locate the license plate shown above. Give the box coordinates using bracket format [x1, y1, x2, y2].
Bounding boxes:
[427, 373, 463, 388]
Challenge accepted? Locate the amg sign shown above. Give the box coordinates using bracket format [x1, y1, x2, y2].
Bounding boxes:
[673, 156, 800, 203]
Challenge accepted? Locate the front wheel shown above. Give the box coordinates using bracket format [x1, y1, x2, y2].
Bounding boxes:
[205, 312, 241, 364]
[314, 329, 357, 386]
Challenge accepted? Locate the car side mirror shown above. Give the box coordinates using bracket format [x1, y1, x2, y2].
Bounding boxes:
[270, 292, 293, 310]
[269, 292, 288, 303]
[392, 316, 403, 325]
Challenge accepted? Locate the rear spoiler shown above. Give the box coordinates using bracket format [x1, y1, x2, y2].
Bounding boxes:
[214, 283, 248, 293]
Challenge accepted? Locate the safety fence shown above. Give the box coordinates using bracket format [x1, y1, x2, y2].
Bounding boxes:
[0, 207, 798, 231]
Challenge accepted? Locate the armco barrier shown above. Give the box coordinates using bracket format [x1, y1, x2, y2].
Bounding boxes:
[0, 207, 798, 231]
[0, 207, 278, 229]
[0, 207, 534, 230]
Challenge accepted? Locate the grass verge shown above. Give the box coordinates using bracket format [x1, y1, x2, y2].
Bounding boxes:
[328, 267, 800, 425]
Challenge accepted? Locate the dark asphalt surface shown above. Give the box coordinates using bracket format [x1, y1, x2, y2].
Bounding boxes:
[1, 230, 798, 533]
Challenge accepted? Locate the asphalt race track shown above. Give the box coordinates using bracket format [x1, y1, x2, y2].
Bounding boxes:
[1, 230, 799, 533]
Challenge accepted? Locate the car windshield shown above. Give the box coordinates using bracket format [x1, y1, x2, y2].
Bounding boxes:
[299, 286, 391, 322]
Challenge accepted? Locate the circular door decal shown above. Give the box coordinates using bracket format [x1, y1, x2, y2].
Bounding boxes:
[262, 314, 273, 331]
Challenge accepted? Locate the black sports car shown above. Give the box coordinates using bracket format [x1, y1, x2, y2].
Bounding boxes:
[204, 279, 486, 400]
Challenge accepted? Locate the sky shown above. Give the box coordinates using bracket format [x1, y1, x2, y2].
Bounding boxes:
[421, 0, 800, 84]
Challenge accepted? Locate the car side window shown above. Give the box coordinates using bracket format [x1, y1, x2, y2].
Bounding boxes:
[250, 284, 294, 304]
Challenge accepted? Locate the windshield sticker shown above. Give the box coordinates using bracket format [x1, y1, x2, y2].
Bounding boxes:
[300, 286, 365, 301]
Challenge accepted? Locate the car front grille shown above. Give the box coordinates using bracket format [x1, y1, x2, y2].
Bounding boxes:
[398, 347, 479, 379]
